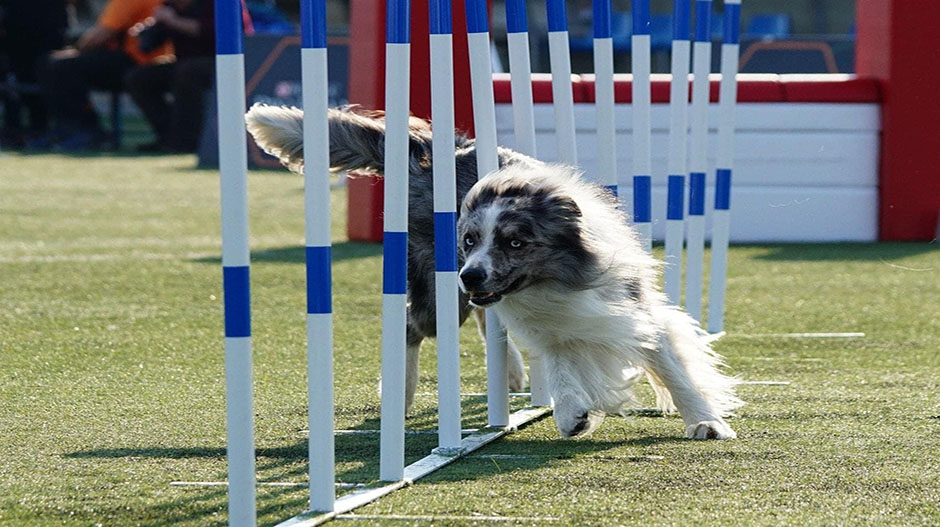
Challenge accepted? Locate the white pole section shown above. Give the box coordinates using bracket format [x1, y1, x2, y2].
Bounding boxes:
[631, 0, 653, 251]
[380, 0, 410, 482]
[707, 0, 740, 334]
[215, 0, 255, 524]
[466, 0, 509, 428]
[593, 0, 616, 194]
[429, 0, 462, 452]
[504, 0, 549, 408]
[300, 0, 334, 512]
[664, 0, 691, 305]
[546, 0, 578, 165]
[685, 0, 712, 322]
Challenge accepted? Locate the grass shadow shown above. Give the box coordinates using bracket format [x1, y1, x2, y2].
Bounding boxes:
[748, 242, 938, 262]
[191, 241, 381, 265]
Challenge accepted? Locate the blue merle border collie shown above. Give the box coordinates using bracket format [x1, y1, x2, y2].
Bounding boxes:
[245, 104, 742, 440]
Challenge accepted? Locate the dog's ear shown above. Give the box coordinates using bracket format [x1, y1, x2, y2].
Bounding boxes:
[245, 104, 306, 173]
[551, 194, 582, 219]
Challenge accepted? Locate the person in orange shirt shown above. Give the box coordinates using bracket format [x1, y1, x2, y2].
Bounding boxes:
[38, 0, 171, 151]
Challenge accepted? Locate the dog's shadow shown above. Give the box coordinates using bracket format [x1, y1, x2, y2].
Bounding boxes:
[63, 406, 684, 525]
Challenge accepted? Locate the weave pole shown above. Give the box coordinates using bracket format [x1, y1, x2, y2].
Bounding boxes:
[504, 0, 550, 408]
[593, 0, 616, 196]
[466, 0, 509, 427]
[215, 0, 255, 525]
[545, 0, 578, 165]
[664, 0, 691, 305]
[429, 0, 462, 451]
[685, 0, 712, 322]
[379, 0, 410, 482]
[707, 0, 741, 333]
[631, 0, 653, 251]
[300, 0, 335, 511]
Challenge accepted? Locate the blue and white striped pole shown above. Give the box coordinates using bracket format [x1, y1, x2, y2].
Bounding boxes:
[632, 0, 653, 251]
[664, 0, 692, 304]
[379, 0, 410, 482]
[300, 0, 334, 511]
[707, 0, 740, 333]
[546, 0, 578, 165]
[429, 0, 462, 452]
[685, 0, 712, 322]
[215, 0, 255, 524]
[466, 0, 509, 428]
[593, 0, 616, 195]
[504, 0, 550, 408]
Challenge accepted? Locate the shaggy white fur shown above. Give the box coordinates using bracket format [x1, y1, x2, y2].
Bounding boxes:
[460, 166, 743, 439]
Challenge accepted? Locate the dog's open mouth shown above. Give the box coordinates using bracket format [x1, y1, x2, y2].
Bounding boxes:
[468, 291, 502, 307]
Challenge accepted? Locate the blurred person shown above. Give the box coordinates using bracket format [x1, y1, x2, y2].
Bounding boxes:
[38, 0, 170, 151]
[0, 0, 69, 148]
[124, 0, 215, 153]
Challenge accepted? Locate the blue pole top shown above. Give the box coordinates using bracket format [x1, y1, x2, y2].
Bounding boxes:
[723, 1, 741, 44]
[546, 0, 568, 33]
[387, 0, 411, 44]
[466, 0, 489, 33]
[300, 0, 327, 48]
[593, 0, 612, 39]
[505, 0, 528, 34]
[429, 0, 453, 35]
[633, 0, 650, 36]
[673, 0, 691, 41]
[215, 0, 243, 55]
[694, 0, 712, 42]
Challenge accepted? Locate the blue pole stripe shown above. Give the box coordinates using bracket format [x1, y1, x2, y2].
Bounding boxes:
[673, 0, 691, 41]
[689, 172, 706, 215]
[694, 0, 712, 42]
[430, 0, 452, 35]
[466, 0, 489, 33]
[667, 175, 685, 220]
[383, 231, 408, 294]
[506, 0, 528, 33]
[593, 0, 612, 39]
[546, 0, 568, 32]
[632, 0, 650, 35]
[715, 168, 732, 210]
[215, 0, 243, 55]
[723, 3, 741, 44]
[633, 175, 652, 223]
[306, 246, 332, 314]
[223, 266, 251, 337]
[300, 0, 327, 48]
[604, 184, 618, 197]
[434, 212, 458, 272]
[387, 0, 411, 44]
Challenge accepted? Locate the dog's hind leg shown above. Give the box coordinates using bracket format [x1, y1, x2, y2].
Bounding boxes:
[404, 324, 424, 414]
[641, 306, 742, 439]
[473, 309, 528, 392]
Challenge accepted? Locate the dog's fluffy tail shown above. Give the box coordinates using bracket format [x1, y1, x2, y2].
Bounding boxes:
[244, 103, 433, 175]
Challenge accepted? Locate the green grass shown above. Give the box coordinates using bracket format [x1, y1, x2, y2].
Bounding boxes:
[1, 152, 938, 526]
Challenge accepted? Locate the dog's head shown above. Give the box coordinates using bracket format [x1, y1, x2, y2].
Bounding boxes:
[457, 167, 596, 307]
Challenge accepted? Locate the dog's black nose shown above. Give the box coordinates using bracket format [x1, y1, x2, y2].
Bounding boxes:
[460, 267, 487, 289]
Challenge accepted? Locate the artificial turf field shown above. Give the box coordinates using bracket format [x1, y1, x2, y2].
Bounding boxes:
[1, 153, 938, 527]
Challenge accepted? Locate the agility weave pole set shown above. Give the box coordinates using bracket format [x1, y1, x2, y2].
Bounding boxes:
[214, 0, 741, 525]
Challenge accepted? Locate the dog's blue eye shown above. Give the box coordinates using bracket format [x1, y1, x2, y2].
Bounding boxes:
[510, 240, 523, 248]
[464, 237, 474, 247]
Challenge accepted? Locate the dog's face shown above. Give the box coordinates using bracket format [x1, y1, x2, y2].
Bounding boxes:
[457, 179, 594, 307]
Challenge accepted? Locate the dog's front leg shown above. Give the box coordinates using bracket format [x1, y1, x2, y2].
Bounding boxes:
[541, 351, 605, 438]
[472, 309, 528, 392]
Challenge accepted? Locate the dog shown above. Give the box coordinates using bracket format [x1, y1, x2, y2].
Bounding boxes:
[458, 166, 742, 439]
[245, 104, 742, 439]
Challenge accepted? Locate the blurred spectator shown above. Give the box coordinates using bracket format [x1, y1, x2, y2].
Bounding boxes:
[0, 0, 69, 148]
[38, 0, 170, 151]
[124, 0, 215, 153]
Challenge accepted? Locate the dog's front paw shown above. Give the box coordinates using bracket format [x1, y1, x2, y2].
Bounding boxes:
[508, 368, 528, 393]
[558, 410, 605, 439]
[686, 420, 737, 440]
